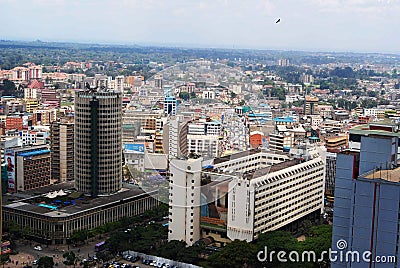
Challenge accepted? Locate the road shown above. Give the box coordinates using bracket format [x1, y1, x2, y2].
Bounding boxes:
[12, 237, 104, 268]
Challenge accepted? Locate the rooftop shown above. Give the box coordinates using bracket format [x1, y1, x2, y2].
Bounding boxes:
[274, 117, 294, 123]
[364, 167, 400, 183]
[326, 136, 348, 142]
[243, 159, 301, 180]
[213, 148, 261, 165]
[268, 159, 300, 173]
[349, 123, 400, 138]
[3, 182, 155, 217]
[17, 149, 51, 157]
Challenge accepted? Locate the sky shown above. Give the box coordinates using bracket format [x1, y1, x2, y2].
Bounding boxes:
[1, 0, 399, 53]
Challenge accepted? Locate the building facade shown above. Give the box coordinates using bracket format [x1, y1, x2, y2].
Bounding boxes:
[51, 121, 74, 182]
[4, 145, 51, 193]
[3, 185, 158, 245]
[331, 134, 400, 268]
[168, 157, 202, 246]
[74, 90, 122, 196]
[168, 147, 326, 244]
[187, 135, 219, 157]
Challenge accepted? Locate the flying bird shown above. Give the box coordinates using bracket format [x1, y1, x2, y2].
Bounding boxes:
[275, 18, 281, 24]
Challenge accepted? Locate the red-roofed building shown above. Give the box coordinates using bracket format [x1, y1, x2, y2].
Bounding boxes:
[250, 131, 264, 148]
[28, 80, 44, 89]
[6, 116, 23, 130]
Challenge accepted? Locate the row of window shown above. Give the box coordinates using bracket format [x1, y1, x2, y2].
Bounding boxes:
[255, 186, 323, 216]
[255, 200, 321, 232]
[255, 172, 324, 201]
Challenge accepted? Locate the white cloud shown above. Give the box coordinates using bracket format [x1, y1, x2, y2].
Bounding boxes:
[258, 0, 276, 16]
[307, 0, 400, 13]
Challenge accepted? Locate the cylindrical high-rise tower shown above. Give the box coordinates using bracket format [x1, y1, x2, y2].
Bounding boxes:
[74, 90, 122, 196]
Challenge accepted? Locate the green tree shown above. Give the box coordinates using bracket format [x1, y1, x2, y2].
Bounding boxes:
[206, 240, 257, 268]
[38, 256, 54, 268]
[297, 225, 332, 266]
[71, 230, 88, 244]
[298, 220, 313, 236]
[179, 92, 190, 101]
[63, 251, 76, 265]
[0, 79, 17, 96]
[157, 240, 186, 260]
[177, 244, 204, 264]
[0, 254, 10, 265]
[256, 230, 298, 267]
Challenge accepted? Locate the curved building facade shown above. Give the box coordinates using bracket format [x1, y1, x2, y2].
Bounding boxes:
[74, 90, 122, 196]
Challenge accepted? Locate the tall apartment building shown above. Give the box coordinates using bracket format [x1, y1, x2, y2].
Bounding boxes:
[74, 90, 122, 196]
[304, 96, 319, 116]
[125, 75, 144, 87]
[301, 74, 314, 84]
[51, 120, 74, 182]
[24, 86, 39, 99]
[331, 134, 400, 268]
[325, 152, 337, 196]
[163, 115, 189, 159]
[169, 157, 203, 246]
[169, 146, 326, 244]
[164, 96, 178, 116]
[154, 74, 163, 90]
[278, 59, 290, 66]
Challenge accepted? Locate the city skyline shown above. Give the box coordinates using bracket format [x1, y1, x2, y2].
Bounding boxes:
[1, 0, 400, 53]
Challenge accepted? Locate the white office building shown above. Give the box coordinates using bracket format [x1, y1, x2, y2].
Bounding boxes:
[168, 157, 202, 246]
[188, 123, 206, 135]
[168, 146, 326, 244]
[187, 135, 219, 157]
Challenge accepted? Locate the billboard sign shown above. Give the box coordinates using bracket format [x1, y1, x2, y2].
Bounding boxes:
[5, 149, 15, 193]
[124, 143, 145, 153]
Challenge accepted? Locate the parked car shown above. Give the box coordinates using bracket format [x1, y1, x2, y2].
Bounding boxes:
[33, 246, 42, 251]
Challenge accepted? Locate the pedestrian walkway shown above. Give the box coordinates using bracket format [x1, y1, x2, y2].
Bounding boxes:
[7, 253, 34, 267]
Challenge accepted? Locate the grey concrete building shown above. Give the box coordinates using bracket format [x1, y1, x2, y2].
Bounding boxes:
[51, 119, 74, 182]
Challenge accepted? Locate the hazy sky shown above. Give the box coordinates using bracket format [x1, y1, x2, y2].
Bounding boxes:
[1, 0, 399, 53]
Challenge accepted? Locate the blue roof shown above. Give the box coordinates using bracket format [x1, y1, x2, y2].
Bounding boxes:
[17, 149, 51, 157]
[248, 113, 271, 117]
[203, 165, 214, 169]
[274, 117, 294, 123]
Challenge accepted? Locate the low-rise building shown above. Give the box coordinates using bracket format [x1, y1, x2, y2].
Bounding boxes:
[2, 183, 158, 245]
